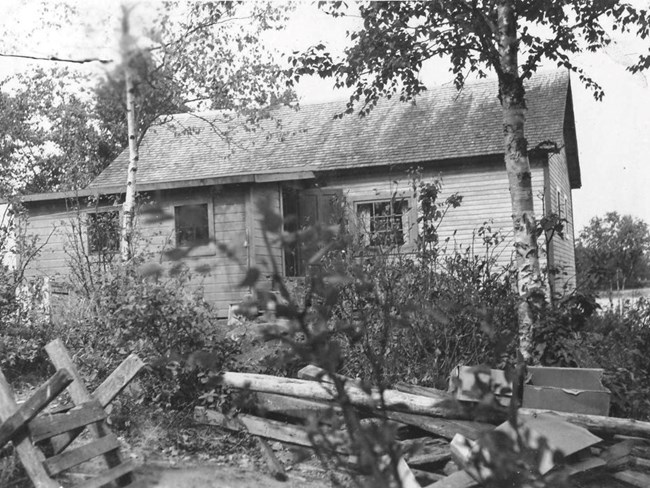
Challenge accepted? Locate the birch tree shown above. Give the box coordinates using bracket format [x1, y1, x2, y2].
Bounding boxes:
[290, 0, 650, 361]
[120, 6, 139, 261]
[114, 1, 294, 260]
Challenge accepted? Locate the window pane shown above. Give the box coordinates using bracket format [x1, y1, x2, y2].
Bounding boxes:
[356, 199, 407, 247]
[175, 204, 209, 247]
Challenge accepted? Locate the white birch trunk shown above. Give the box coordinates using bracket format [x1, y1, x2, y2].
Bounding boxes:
[120, 8, 139, 262]
[497, 1, 544, 362]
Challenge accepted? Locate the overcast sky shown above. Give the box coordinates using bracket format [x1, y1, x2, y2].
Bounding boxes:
[1, 0, 649, 232]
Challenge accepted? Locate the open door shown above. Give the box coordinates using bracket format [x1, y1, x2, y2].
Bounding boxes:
[296, 188, 344, 275]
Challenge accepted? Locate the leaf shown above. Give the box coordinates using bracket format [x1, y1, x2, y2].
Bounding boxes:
[239, 268, 260, 288]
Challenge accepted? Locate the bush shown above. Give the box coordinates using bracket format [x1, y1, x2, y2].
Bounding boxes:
[55, 263, 240, 412]
[0, 205, 56, 381]
[566, 298, 650, 420]
[329, 230, 519, 389]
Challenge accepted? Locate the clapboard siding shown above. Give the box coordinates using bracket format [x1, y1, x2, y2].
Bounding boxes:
[320, 157, 547, 272]
[23, 186, 250, 316]
[548, 149, 577, 292]
[24, 200, 107, 280]
[21, 150, 576, 315]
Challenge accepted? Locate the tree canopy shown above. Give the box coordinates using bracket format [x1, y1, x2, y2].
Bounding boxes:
[0, 1, 296, 197]
[0, 67, 120, 194]
[576, 212, 650, 292]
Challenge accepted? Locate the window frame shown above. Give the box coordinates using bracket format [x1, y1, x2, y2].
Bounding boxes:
[353, 196, 414, 250]
[172, 199, 216, 257]
[86, 208, 121, 255]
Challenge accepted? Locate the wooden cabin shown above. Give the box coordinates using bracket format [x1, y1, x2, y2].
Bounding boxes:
[18, 70, 581, 316]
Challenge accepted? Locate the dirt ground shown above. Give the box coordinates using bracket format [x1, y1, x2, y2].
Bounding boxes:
[134, 462, 333, 488]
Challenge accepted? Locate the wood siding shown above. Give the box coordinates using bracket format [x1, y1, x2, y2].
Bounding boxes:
[23, 186, 250, 316]
[547, 149, 577, 292]
[21, 154, 576, 316]
[318, 157, 547, 273]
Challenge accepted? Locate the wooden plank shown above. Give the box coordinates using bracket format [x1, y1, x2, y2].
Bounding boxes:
[561, 456, 606, 477]
[612, 470, 650, 487]
[0, 368, 73, 448]
[44, 433, 120, 476]
[29, 401, 107, 443]
[93, 354, 144, 408]
[0, 369, 60, 488]
[397, 456, 422, 488]
[411, 469, 444, 485]
[74, 461, 136, 488]
[45, 339, 131, 486]
[402, 438, 451, 466]
[256, 436, 287, 481]
[195, 407, 313, 448]
[425, 470, 477, 488]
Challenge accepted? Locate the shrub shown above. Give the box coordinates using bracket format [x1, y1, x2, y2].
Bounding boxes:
[54, 263, 240, 412]
[566, 298, 650, 420]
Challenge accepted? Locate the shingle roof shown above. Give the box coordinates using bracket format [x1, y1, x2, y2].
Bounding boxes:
[89, 70, 578, 190]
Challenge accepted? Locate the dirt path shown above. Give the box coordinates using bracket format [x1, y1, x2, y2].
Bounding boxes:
[135, 462, 333, 488]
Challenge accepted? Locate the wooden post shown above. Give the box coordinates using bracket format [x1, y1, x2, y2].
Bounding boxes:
[0, 369, 61, 488]
[0, 368, 73, 449]
[45, 339, 132, 486]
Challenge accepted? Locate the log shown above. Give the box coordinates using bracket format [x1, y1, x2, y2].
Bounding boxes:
[0, 368, 73, 449]
[384, 411, 492, 441]
[519, 409, 650, 440]
[395, 383, 450, 400]
[221, 372, 469, 419]
[254, 392, 340, 420]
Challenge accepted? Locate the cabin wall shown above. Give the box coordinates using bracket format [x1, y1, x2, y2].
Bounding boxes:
[316, 157, 547, 273]
[23, 185, 251, 317]
[141, 186, 249, 314]
[22, 199, 79, 281]
[547, 149, 577, 293]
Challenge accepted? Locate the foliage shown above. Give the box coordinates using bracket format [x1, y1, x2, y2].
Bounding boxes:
[54, 262, 240, 411]
[576, 212, 650, 292]
[0, 204, 56, 380]
[564, 298, 650, 420]
[290, 2, 650, 113]
[0, 67, 120, 195]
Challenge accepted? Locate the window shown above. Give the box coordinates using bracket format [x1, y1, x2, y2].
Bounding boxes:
[88, 211, 120, 254]
[174, 204, 210, 247]
[356, 200, 409, 247]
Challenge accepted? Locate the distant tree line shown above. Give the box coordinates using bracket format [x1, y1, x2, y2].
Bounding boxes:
[576, 212, 650, 293]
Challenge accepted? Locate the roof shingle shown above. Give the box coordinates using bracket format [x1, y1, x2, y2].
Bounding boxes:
[89, 70, 573, 190]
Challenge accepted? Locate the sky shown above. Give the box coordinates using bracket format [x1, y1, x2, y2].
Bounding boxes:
[1, 0, 649, 232]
